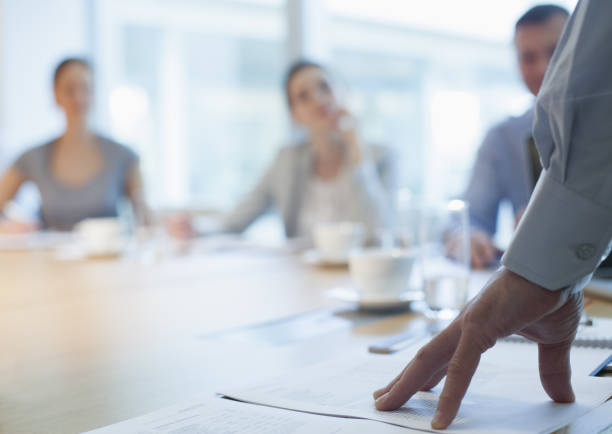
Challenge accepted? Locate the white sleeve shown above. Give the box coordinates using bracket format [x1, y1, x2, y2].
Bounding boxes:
[501, 0, 612, 290]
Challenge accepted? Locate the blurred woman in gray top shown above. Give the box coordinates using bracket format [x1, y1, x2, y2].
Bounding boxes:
[0, 58, 148, 232]
[168, 60, 396, 239]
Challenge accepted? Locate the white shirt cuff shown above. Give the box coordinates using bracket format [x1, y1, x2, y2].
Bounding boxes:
[502, 169, 612, 290]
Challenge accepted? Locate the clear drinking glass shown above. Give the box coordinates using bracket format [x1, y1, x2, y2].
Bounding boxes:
[419, 200, 470, 320]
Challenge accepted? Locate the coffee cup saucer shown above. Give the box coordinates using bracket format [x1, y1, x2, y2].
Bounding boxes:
[84, 246, 123, 259]
[325, 286, 424, 311]
[54, 239, 124, 261]
[302, 249, 349, 266]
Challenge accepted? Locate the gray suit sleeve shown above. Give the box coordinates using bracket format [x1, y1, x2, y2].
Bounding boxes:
[502, 0, 612, 290]
[13, 148, 38, 181]
[463, 128, 505, 235]
[220, 152, 280, 234]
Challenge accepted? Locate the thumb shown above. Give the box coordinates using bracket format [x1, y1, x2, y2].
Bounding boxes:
[538, 341, 575, 403]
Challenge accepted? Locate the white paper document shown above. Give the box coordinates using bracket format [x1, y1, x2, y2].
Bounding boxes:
[0, 231, 74, 251]
[220, 343, 612, 434]
[83, 396, 420, 434]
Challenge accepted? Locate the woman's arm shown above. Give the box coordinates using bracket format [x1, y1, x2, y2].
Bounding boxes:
[0, 167, 25, 212]
[125, 163, 151, 227]
[220, 153, 278, 234]
[0, 167, 36, 234]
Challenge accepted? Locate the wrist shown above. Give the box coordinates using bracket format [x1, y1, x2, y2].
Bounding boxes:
[345, 137, 362, 166]
[501, 267, 543, 290]
[500, 266, 572, 308]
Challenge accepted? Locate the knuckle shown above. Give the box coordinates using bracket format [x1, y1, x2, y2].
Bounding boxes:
[464, 327, 495, 353]
[414, 347, 429, 364]
[446, 358, 469, 377]
[461, 307, 483, 328]
[461, 311, 496, 352]
[437, 391, 456, 408]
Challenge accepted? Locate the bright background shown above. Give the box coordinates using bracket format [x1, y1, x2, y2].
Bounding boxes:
[0, 0, 578, 223]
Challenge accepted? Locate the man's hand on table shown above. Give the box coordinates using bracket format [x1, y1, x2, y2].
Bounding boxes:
[446, 228, 502, 269]
[373, 267, 583, 429]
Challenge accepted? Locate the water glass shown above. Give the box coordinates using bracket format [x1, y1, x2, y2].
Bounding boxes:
[419, 200, 470, 319]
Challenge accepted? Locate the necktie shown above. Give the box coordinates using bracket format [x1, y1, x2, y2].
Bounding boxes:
[527, 136, 542, 191]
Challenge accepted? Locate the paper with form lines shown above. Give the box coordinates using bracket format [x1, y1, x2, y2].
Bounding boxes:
[220, 342, 612, 434]
[82, 396, 419, 434]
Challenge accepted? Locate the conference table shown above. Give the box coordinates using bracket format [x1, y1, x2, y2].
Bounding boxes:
[1, 239, 611, 434]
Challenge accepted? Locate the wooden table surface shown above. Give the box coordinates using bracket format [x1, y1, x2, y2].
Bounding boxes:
[1, 244, 611, 434]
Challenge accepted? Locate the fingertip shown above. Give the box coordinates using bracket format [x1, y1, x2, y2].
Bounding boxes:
[374, 393, 389, 410]
[563, 389, 576, 404]
[547, 385, 575, 403]
[431, 410, 450, 430]
[541, 377, 576, 404]
[373, 388, 386, 399]
[375, 392, 404, 411]
[538, 342, 575, 404]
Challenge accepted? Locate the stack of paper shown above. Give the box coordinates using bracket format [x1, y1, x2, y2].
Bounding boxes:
[0, 231, 74, 251]
[220, 343, 612, 433]
[85, 397, 420, 433]
[87, 342, 612, 433]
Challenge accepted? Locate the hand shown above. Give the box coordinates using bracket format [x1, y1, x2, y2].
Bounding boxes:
[0, 218, 38, 234]
[373, 267, 582, 430]
[164, 213, 195, 240]
[330, 108, 362, 166]
[447, 229, 501, 269]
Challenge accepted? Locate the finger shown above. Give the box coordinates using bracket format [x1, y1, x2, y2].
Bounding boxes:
[420, 365, 448, 391]
[444, 237, 457, 258]
[480, 240, 495, 264]
[171, 222, 192, 239]
[431, 333, 483, 429]
[373, 365, 408, 399]
[538, 341, 575, 403]
[471, 248, 484, 269]
[472, 240, 493, 267]
[375, 322, 461, 411]
[329, 109, 343, 125]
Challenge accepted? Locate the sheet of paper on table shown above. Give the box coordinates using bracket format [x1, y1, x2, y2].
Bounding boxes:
[220, 342, 612, 434]
[0, 231, 74, 251]
[82, 395, 420, 434]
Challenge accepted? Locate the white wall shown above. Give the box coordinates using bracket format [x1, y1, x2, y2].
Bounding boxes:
[0, 0, 91, 168]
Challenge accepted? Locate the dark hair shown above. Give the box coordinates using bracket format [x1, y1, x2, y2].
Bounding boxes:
[283, 59, 324, 107]
[515, 4, 569, 31]
[53, 57, 92, 85]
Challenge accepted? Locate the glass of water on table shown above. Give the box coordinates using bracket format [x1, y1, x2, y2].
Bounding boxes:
[419, 200, 470, 320]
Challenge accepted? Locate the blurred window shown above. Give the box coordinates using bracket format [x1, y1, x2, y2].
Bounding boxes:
[96, 0, 577, 209]
[98, 0, 287, 209]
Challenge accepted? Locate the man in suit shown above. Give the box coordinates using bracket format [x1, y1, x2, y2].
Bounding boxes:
[462, 4, 569, 268]
[375, 0, 612, 429]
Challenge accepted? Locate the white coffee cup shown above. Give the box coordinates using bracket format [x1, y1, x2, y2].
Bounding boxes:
[312, 222, 366, 262]
[75, 217, 124, 257]
[349, 248, 416, 299]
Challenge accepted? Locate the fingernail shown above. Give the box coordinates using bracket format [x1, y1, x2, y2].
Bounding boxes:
[375, 392, 388, 408]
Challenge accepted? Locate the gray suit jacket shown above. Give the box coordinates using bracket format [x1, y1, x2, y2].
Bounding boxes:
[463, 107, 535, 235]
[221, 143, 396, 238]
[502, 0, 612, 290]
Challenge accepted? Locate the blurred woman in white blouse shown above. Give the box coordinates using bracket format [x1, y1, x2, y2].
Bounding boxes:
[168, 60, 396, 240]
